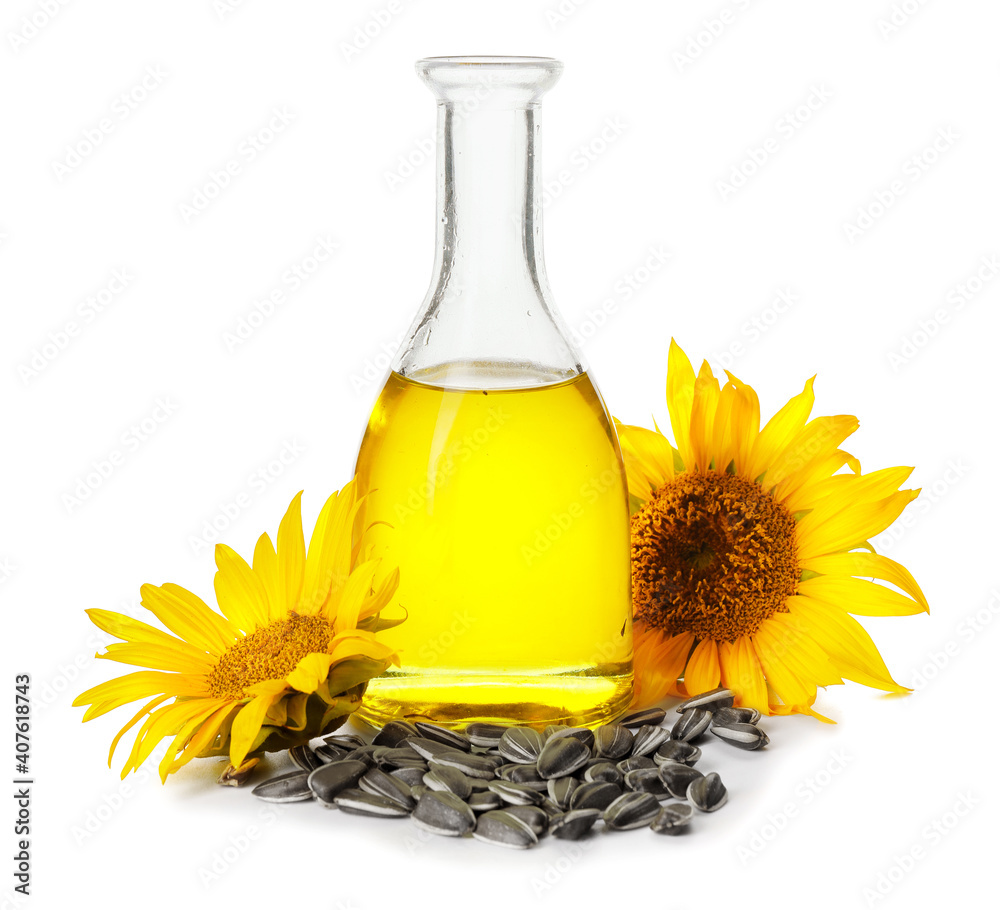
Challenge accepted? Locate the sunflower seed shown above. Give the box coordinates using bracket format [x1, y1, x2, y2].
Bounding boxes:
[498, 728, 545, 764]
[583, 761, 623, 785]
[324, 733, 367, 750]
[654, 741, 702, 766]
[675, 687, 735, 713]
[506, 764, 545, 784]
[359, 768, 416, 810]
[289, 744, 322, 772]
[251, 770, 313, 804]
[344, 745, 379, 768]
[545, 726, 596, 749]
[411, 791, 476, 836]
[619, 707, 667, 728]
[464, 723, 509, 748]
[624, 768, 670, 797]
[711, 722, 769, 750]
[334, 788, 411, 818]
[372, 720, 419, 747]
[670, 708, 712, 742]
[312, 744, 347, 764]
[307, 760, 368, 805]
[604, 792, 660, 830]
[468, 790, 503, 813]
[687, 772, 728, 812]
[403, 738, 462, 762]
[414, 722, 473, 752]
[594, 724, 634, 760]
[617, 755, 656, 774]
[631, 724, 671, 756]
[537, 736, 592, 780]
[550, 808, 601, 840]
[547, 776, 580, 810]
[657, 761, 705, 800]
[487, 780, 545, 806]
[651, 802, 694, 834]
[390, 766, 427, 788]
[428, 752, 498, 780]
[410, 784, 429, 800]
[569, 781, 622, 812]
[378, 747, 431, 769]
[540, 798, 564, 817]
[423, 766, 473, 801]
[505, 804, 549, 836]
[472, 810, 538, 849]
[712, 706, 761, 726]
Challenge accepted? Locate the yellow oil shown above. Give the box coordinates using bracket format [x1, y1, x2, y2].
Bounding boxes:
[353, 363, 633, 728]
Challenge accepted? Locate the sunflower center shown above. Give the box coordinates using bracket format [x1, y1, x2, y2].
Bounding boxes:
[630, 471, 799, 642]
[207, 612, 333, 700]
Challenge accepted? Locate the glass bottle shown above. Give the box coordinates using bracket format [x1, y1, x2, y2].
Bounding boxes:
[354, 56, 632, 728]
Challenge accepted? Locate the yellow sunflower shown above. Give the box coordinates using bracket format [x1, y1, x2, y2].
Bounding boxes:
[616, 341, 928, 721]
[73, 481, 401, 783]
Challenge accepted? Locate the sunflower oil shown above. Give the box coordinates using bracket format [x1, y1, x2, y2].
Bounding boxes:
[353, 363, 633, 728]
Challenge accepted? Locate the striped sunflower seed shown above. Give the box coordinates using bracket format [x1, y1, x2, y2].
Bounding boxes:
[464, 723, 509, 748]
[711, 722, 769, 750]
[498, 728, 546, 764]
[675, 687, 735, 713]
[390, 766, 427, 788]
[616, 755, 656, 774]
[428, 752, 499, 780]
[547, 776, 580, 810]
[604, 792, 660, 830]
[537, 736, 592, 780]
[412, 791, 476, 836]
[687, 772, 728, 812]
[505, 805, 549, 836]
[569, 781, 622, 812]
[670, 708, 712, 742]
[359, 768, 416, 810]
[624, 768, 670, 798]
[414, 722, 473, 752]
[619, 707, 667, 728]
[657, 760, 705, 800]
[306, 760, 368, 805]
[583, 761, 623, 785]
[251, 770, 313, 804]
[594, 724, 634, 760]
[372, 720, 419, 748]
[545, 726, 596, 750]
[631, 724, 671, 756]
[549, 808, 601, 840]
[468, 790, 503, 813]
[403, 738, 462, 762]
[651, 802, 694, 834]
[654, 740, 701, 767]
[472, 810, 538, 849]
[487, 780, 545, 806]
[423, 766, 473, 801]
[335, 788, 411, 818]
[712, 706, 761, 726]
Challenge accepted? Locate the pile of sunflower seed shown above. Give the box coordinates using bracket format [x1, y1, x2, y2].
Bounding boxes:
[250, 687, 767, 848]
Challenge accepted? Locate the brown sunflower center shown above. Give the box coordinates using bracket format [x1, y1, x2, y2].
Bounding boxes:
[207, 612, 333, 700]
[631, 471, 799, 642]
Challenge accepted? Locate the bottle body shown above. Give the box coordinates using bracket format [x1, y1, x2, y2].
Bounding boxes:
[355, 363, 633, 727]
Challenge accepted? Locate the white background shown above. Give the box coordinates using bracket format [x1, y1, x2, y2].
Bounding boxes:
[2, 1, 997, 908]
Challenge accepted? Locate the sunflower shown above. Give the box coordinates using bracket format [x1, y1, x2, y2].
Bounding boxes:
[73, 481, 401, 783]
[616, 341, 928, 721]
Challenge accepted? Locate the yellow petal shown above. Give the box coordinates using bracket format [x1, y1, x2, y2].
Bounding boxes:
[140, 583, 238, 657]
[228, 680, 289, 768]
[106, 694, 171, 767]
[718, 637, 768, 713]
[723, 371, 760, 475]
[790, 595, 910, 694]
[773, 448, 860, 509]
[252, 533, 283, 619]
[746, 377, 815, 482]
[683, 638, 720, 694]
[74, 670, 208, 720]
[162, 701, 236, 777]
[215, 544, 270, 632]
[615, 422, 675, 493]
[277, 492, 306, 613]
[796, 574, 927, 617]
[666, 340, 697, 470]
[631, 626, 692, 708]
[157, 699, 232, 782]
[762, 415, 859, 492]
[97, 642, 215, 675]
[285, 652, 336, 693]
[800, 551, 928, 613]
[796, 489, 918, 560]
[85, 609, 210, 661]
[121, 698, 217, 778]
[332, 560, 379, 634]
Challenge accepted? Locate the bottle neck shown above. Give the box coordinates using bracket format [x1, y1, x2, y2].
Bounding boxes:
[430, 102, 547, 302]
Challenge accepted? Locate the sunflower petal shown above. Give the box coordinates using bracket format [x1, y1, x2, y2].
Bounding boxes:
[796, 490, 918, 560]
[252, 533, 282, 619]
[332, 560, 379, 634]
[800, 551, 928, 613]
[746, 377, 815, 483]
[140, 583, 238, 657]
[683, 638, 721, 693]
[796, 574, 927, 617]
[718, 636, 768, 712]
[285, 652, 336, 694]
[215, 544, 270, 632]
[277, 492, 306, 613]
[97, 642, 215, 675]
[229, 680, 289, 768]
[666, 340, 697, 470]
[630, 625, 693, 708]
